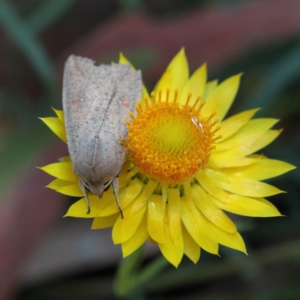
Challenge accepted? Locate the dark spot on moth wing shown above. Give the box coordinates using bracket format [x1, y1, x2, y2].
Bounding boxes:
[71, 96, 82, 107]
[120, 100, 130, 110]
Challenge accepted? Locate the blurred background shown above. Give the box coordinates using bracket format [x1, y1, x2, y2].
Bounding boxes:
[0, 0, 300, 299]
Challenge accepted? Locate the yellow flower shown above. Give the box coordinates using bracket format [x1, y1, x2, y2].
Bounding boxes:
[40, 49, 295, 267]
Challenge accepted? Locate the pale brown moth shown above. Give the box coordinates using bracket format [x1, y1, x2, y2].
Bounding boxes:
[63, 55, 142, 217]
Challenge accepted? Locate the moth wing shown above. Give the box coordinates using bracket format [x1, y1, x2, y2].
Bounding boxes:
[94, 63, 142, 179]
[62, 55, 116, 178]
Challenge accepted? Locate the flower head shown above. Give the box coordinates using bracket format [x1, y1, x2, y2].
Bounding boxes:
[40, 49, 295, 267]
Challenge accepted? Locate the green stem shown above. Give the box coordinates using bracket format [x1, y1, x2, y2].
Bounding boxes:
[114, 246, 144, 298]
[135, 255, 169, 289]
[114, 247, 169, 299]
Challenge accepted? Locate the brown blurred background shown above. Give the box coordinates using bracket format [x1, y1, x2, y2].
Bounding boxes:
[0, 0, 300, 299]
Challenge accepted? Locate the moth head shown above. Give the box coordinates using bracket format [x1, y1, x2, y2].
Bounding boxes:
[82, 177, 114, 198]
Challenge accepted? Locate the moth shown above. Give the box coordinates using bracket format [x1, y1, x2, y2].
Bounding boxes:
[63, 55, 142, 216]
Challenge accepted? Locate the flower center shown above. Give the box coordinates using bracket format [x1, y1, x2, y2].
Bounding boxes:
[125, 90, 220, 184]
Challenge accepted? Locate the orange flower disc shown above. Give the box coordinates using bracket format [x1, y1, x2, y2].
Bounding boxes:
[125, 90, 220, 183]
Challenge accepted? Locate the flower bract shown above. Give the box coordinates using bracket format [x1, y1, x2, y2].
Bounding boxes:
[40, 49, 295, 267]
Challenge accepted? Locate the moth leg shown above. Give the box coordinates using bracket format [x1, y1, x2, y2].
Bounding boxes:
[112, 177, 124, 219]
[79, 179, 90, 214]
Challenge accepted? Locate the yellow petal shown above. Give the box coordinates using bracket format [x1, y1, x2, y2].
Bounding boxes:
[92, 214, 118, 229]
[52, 108, 64, 123]
[46, 178, 73, 190]
[212, 194, 281, 217]
[167, 188, 182, 242]
[40, 117, 67, 142]
[65, 195, 103, 218]
[158, 208, 184, 268]
[218, 109, 260, 142]
[220, 129, 281, 159]
[118, 173, 131, 190]
[125, 179, 158, 218]
[148, 194, 166, 243]
[121, 213, 148, 257]
[178, 63, 207, 105]
[192, 184, 237, 233]
[154, 49, 189, 97]
[198, 172, 282, 217]
[119, 52, 150, 106]
[119, 52, 135, 68]
[202, 80, 218, 99]
[183, 181, 192, 199]
[112, 179, 156, 243]
[215, 119, 279, 152]
[181, 196, 219, 255]
[57, 183, 83, 197]
[118, 163, 134, 188]
[201, 169, 284, 197]
[113, 180, 157, 244]
[112, 204, 147, 244]
[209, 225, 246, 253]
[125, 167, 140, 181]
[202, 74, 242, 121]
[183, 226, 201, 264]
[221, 158, 296, 180]
[97, 178, 144, 217]
[187, 192, 246, 253]
[40, 161, 77, 182]
[210, 154, 260, 168]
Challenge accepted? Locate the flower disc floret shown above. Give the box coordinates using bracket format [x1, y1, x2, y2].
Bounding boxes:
[125, 90, 220, 183]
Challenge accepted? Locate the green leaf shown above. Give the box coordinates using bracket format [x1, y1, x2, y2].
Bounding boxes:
[0, 0, 56, 101]
[25, 0, 74, 34]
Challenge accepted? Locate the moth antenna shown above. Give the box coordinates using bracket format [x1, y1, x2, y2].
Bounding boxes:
[112, 177, 124, 218]
[79, 179, 90, 214]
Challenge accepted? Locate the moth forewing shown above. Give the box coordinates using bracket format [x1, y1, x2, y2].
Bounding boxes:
[63, 55, 142, 216]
